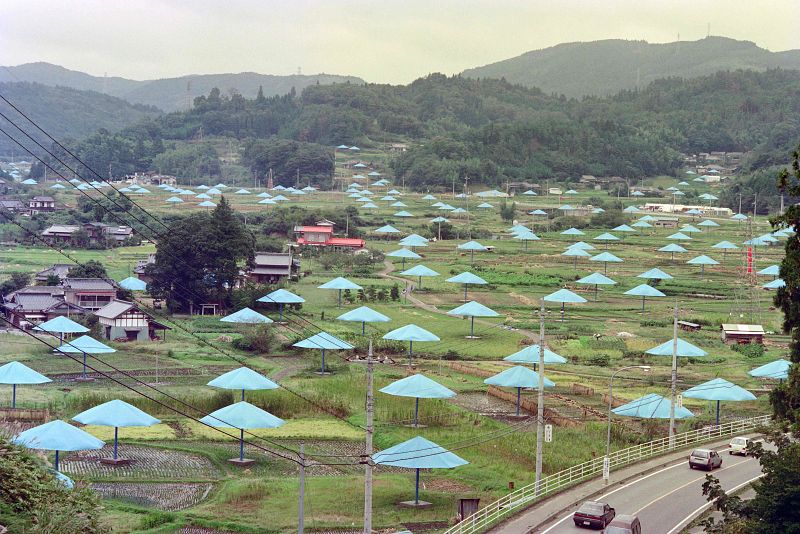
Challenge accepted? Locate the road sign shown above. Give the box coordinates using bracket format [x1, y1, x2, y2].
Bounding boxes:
[602, 457, 610, 480]
[544, 424, 553, 443]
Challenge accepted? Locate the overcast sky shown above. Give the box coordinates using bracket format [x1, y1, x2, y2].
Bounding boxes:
[2, 0, 798, 84]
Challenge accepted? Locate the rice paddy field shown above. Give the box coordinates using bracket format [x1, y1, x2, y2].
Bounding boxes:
[0, 172, 787, 533]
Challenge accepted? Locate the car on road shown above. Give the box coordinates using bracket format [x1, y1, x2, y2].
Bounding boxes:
[729, 436, 754, 456]
[573, 501, 615, 529]
[604, 514, 642, 534]
[689, 448, 722, 470]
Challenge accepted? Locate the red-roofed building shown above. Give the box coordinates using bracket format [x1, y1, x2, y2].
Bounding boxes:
[294, 225, 364, 249]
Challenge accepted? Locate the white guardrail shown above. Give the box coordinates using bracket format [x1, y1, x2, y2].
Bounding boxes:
[444, 415, 772, 534]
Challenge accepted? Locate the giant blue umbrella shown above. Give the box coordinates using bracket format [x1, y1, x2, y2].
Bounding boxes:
[594, 232, 620, 249]
[484, 366, 555, 416]
[372, 436, 468, 506]
[612, 393, 693, 419]
[118, 276, 147, 291]
[543, 289, 587, 321]
[503, 345, 567, 370]
[712, 240, 739, 261]
[757, 265, 780, 278]
[515, 231, 540, 251]
[257, 289, 305, 322]
[638, 267, 673, 280]
[399, 234, 429, 249]
[319, 277, 363, 307]
[72, 399, 160, 464]
[400, 264, 440, 288]
[380, 374, 455, 427]
[33, 315, 89, 345]
[0, 361, 51, 408]
[687, 255, 719, 275]
[199, 401, 284, 464]
[667, 232, 692, 241]
[447, 301, 500, 338]
[683, 378, 756, 425]
[562, 246, 590, 268]
[446, 271, 488, 301]
[293, 332, 354, 374]
[457, 240, 488, 265]
[220, 307, 273, 324]
[646, 338, 708, 358]
[375, 224, 401, 235]
[589, 251, 623, 275]
[13, 420, 105, 471]
[383, 324, 439, 363]
[55, 335, 115, 381]
[749, 359, 791, 381]
[561, 227, 585, 237]
[763, 278, 786, 289]
[208, 367, 279, 401]
[337, 306, 391, 334]
[659, 243, 687, 260]
[387, 248, 421, 269]
[576, 272, 616, 300]
[624, 284, 666, 311]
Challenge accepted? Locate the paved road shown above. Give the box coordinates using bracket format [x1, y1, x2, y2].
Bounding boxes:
[535, 446, 765, 534]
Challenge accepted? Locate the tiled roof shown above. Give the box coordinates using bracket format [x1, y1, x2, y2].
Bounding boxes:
[254, 252, 292, 267]
[42, 225, 80, 235]
[12, 294, 62, 312]
[94, 299, 135, 319]
[63, 278, 116, 291]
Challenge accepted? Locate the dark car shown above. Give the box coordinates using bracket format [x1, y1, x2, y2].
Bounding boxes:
[604, 514, 642, 534]
[689, 448, 722, 470]
[573, 501, 615, 529]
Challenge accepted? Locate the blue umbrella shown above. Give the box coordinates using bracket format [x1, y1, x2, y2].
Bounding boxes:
[208, 367, 279, 401]
[394, 211, 413, 218]
[613, 225, 635, 234]
[687, 255, 719, 274]
[589, 252, 623, 274]
[543, 289, 587, 321]
[399, 234, 429, 248]
[646, 338, 707, 357]
[72, 399, 160, 463]
[293, 332, 354, 374]
[667, 232, 692, 241]
[683, 378, 756, 425]
[514, 231, 540, 250]
[763, 278, 786, 289]
[562, 246, 590, 268]
[165, 196, 183, 203]
[383, 324, 439, 363]
[659, 243, 687, 260]
[561, 227, 585, 236]
[594, 233, 620, 249]
[503, 345, 567, 369]
[257, 289, 305, 322]
[749, 359, 791, 380]
[632, 221, 652, 230]
[576, 272, 616, 300]
[712, 241, 738, 258]
[0, 361, 51, 408]
[199, 402, 284, 464]
[637, 267, 673, 280]
[319, 277, 363, 307]
[457, 241, 488, 264]
[33, 316, 89, 345]
[446, 272, 488, 301]
[380, 374, 455, 426]
[387, 248, 421, 269]
[118, 276, 147, 291]
[624, 284, 666, 311]
[337, 306, 391, 334]
[220, 307, 273, 324]
[13, 420, 105, 470]
[372, 436, 468, 506]
[757, 265, 780, 278]
[55, 335, 115, 380]
[400, 264, 440, 288]
[612, 393, 693, 419]
[447, 301, 500, 338]
[375, 224, 401, 234]
[731, 213, 748, 221]
[485, 366, 555, 415]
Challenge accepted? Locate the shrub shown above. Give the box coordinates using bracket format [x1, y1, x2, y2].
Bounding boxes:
[731, 343, 766, 359]
[586, 353, 611, 367]
[232, 324, 275, 353]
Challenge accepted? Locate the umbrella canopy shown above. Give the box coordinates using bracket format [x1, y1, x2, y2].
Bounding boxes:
[207, 367, 279, 397]
[400, 264, 439, 278]
[375, 225, 401, 234]
[623, 206, 640, 213]
[73, 399, 160, 429]
[33, 316, 89, 335]
[681, 225, 701, 233]
[0, 361, 51, 408]
[257, 289, 304, 322]
[624, 283, 666, 311]
[530, 209, 547, 215]
[430, 216, 449, 223]
[294, 331, 354, 374]
[422, 194, 437, 200]
[687, 255, 719, 273]
[165, 196, 183, 203]
[590, 252, 623, 274]
[544, 288, 587, 303]
[200, 401, 285, 462]
[594, 232, 620, 242]
[561, 227, 585, 236]
[631, 221, 653, 229]
[458, 240, 487, 251]
[220, 307, 273, 324]
[380, 374, 455, 425]
[562, 247, 590, 257]
[394, 211, 413, 217]
[683, 378, 756, 402]
[446, 271, 488, 300]
[731, 213, 748, 221]
[319, 277, 363, 306]
[763, 278, 786, 289]
[399, 234, 430, 247]
[667, 232, 692, 241]
[757, 265, 780, 276]
[198, 200, 217, 207]
[56, 335, 114, 353]
[485, 365, 555, 390]
[118, 276, 147, 291]
[659, 243, 687, 256]
[631, 191, 645, 197]
[523, 190, 537, 196]
[448, 301, 500, 337]
[568, 241, 595, 250]
[576, 272, 616, 299]
[749, 359, 792, 380]
[612, 393, 693, 419]
[646, 338, 707, 357]
[383, 324, 439, 361]
[558, 205, 575, 211]
[13, 420, 104, 470]
[373, 436, 468, 469]
[391, 201, 408, 208]
[613, 225, 635, 233]
[638, 268, 673, 280]
[504, 345, 567, 365]
[477, 202, 494, 209]
[337, 306, 391, 334]
[387, 248, 421, 259]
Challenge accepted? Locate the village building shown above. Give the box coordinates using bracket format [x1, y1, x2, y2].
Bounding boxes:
[2, 285, 87, 328]
[28, 196, 56, 215]
[134, 253, 156, 284]
[41, 223, 133, 246]
[643, 203, 733, 217]
[246, 252, 300, 284]
[651, 217, 680, 229]
[35, 264, 73, 284]
[721, 324, 765, 345]
[95, 299, 169, 342]
[293, 225, 365, 249]
[0, 199, 26, 213]
[62, 278, 118, 311]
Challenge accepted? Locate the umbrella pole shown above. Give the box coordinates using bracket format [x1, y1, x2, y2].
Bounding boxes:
[408, 341, 413, 366]
[321, 349, 326, 374]
[113, 426, 119, 460]
[471, 249, 474, 265]
[12, 384, 16, 409]
[415, 468, 421, 505]
[338, 290, 342, 308]
[470, 316, 474, 337]
[241, 388, 245, 402]
[701, 264, 705, 275]
[464, 285, 467, 302]
[561, 302, 565, 322]
[516, 387, 521, 416]
[414, 397, 419, 426]
[54, 450, 59, 471]
[573, 256, 577, 269]
[642, 296, 646, 313]
[595, 284, 599, 301]
[279, 303, 284, 322]
[240, 428, 245, 461]
[716, 400, 720, 426]
[362, 322, 366, 335]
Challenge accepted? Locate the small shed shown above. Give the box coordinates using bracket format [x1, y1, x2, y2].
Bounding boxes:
[95, 300, 170, 341]
[678, 320, 701, 332]
[721, 324, 764, 345]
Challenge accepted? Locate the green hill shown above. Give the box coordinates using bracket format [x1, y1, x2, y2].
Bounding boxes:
[0, 62, 365, 112]
[462, 36, 800, 97]
[0, 82, 160, 156]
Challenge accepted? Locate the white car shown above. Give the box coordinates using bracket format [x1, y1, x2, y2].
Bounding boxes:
[729, 436, 753, 456]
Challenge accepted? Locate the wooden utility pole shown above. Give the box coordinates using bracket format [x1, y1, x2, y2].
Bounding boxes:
[534, 299, 545, 494]
[363, 341, 374, 533]
[669, 301, 679, 448]
[298, 443, 305, 534]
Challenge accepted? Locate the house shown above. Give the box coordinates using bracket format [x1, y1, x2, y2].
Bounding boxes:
[0, 199, 26, 213]
[134, 253, 156, 284]
[721, 324, 765, 345]
[35, 264, 73, 284]
[28, 196, 56, 215]
[651, 218, 679, 229]
[294, 225, 365, 249]
[678, 320, 701, 332]
[548, 188, 563, 195]
[389, 143, 408, 153]
[247, 252, 300, 284]
[62, 278, 117, 311]
[2, 285, 87, 328]
[642, 203, 733, 217]
[41, 223, 133, 246]
[41, 225, 81, 244]
[95, 299, 169, 342]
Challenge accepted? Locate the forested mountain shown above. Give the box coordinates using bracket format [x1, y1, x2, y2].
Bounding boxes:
[0, 82, 160, 156]
[0, 62, 365, 112]
[41, 68, 800, 188]
[462, 37, 800, 97]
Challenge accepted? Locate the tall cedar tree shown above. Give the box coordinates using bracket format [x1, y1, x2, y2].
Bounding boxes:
[146, 196, 254, 311]
[773, 144, 800, 422]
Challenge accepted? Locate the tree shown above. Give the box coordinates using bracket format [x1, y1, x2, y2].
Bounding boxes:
[147, 197, 255, 311]
[0, 272, 31, 296]
[45, 274, 61, 286]
[67, 260, 108, 279]
[499, 201, 516, 222]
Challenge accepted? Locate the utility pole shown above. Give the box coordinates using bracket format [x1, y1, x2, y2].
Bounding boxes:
[363, 340, 374, 534]
[298, 443, 305, 534]
[534, 299, 546, 494]
[668, 301, 678, 448]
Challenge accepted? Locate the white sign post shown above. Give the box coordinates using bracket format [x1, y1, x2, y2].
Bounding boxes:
[602, 457, 610, 480]
[544, 424, 553, 443]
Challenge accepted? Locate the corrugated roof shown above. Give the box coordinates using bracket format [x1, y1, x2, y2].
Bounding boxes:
[94, 300, 135, 319]
[254, 253, 292, 267]
[721, 324, 765, 334]
[296, 226, 333, 233]
[42, 225, 80, 235]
